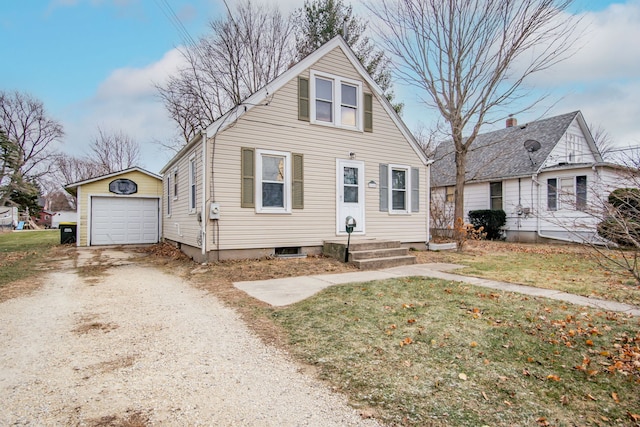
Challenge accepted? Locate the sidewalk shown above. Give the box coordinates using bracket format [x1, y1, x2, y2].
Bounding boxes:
[234, 263, 640, 316]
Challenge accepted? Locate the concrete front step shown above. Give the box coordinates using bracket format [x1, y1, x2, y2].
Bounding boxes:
[323, 239, 417, 270]
[352, 255, 417, 270]
[349, 247, 409, 261]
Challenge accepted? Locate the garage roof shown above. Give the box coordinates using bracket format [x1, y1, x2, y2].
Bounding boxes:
[65, 167, 161, 196]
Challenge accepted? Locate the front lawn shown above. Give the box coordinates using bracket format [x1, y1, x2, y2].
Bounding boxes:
[416, 241, 640, 306]
[273, 277, 640, 426]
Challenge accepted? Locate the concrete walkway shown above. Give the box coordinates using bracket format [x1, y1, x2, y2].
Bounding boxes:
[234, 263, 640, 316]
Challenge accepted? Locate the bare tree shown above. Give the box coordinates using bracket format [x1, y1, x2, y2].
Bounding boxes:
[367, 0, 580, 228]
[590, 123, 615, 161]
[157, 0, 296, 147]
[89, 127, 141, 174]
[0, 91, 63, 205]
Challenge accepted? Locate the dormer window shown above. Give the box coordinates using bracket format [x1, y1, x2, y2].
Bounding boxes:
[309, 70, 363, 131]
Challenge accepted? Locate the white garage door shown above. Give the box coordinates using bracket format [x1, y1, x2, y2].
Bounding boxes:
[91, 197, 159, 245]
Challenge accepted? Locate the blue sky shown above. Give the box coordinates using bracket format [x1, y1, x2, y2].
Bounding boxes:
[1, 0, 638, 175]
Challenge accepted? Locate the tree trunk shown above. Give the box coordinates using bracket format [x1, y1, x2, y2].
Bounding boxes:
[454, 148, 467, 225]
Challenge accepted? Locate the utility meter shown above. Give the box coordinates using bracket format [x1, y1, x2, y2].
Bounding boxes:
[209, 202, 221, 220]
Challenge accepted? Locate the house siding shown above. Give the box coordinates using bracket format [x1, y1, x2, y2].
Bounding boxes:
[185, 46, 428, 257]
[76, 170, 162, 246]
[544, 118, 596, 167]
[162, 145, 202, 249]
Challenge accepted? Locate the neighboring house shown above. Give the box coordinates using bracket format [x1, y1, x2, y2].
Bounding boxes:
[51, 210, 77, 229]
[33, 210, 53, 229]
[160, 36, 430, 262]
[0, 206, 18, 230]
[431, 111, 629, 243]
[65, 167, 163, 246]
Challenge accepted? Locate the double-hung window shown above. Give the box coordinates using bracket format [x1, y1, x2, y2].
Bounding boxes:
[576, 175, 587, 211]
[173, 168, 178, 200]
[166, 176, 171, 216]
[310, 70, 362, 130]
[547, 178, 558, 211]
[189, 155, 196, 213]
[489, 181, 503, 210]
[256, 149, 291, 213]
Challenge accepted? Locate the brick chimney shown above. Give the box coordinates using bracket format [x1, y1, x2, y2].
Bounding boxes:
[506, 116, 517, 128]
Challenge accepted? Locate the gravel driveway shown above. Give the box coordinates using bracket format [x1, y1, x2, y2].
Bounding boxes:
[0, 249, 381, 426]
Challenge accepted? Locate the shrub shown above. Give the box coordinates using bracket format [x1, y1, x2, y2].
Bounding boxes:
[597, 188, 640, 246]
[468, 209, 506, 240]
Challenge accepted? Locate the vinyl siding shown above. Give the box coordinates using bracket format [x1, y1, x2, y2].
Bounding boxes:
[196, 46, 427, 251]
[544, 118, 596, 167]
[162, 145, 202, 248]
[76, 171, 162, 246]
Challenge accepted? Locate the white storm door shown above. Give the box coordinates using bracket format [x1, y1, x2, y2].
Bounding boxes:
[336, 159, 365, 234]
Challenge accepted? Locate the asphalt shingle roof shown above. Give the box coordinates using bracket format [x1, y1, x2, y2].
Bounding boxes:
[431, 111, 581, 187]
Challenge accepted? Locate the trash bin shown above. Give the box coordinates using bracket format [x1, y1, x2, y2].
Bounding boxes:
[60, 222, 77, 244]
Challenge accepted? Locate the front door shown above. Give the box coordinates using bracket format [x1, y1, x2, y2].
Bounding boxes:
[337, 159, 364, 234]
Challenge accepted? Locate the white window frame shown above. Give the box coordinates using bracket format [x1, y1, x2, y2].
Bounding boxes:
[188, 155, 196, 213]
[173, 167, 178, 200]
[166, 176, 172, 217]
[255, 149, 292, 214]
[489, 181, 503, 210]
[309, 70, 363, 131]
[388, 164, 411, 214]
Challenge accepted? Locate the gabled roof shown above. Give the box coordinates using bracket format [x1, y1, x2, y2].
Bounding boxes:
[431, 111, 602, 187]
[160, 36, 427, 174]
[65, 166, 161, 194]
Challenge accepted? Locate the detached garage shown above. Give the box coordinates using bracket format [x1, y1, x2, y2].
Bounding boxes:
[65, 167, 162, 246]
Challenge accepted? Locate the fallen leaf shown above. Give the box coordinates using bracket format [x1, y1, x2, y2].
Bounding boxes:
[504, 400, 512, 406]
[458, 373, 468, 381]
[612, 392, 619, 403]
[536, 417, 550, 426]
[470, 341, 478, 348]
[560, 395, 569, 405]
[628, 412, 640, 422]
[546, 374, 561, 381]
[407, 318, 416, 324]
[587, 393, 597, 401]
[482, 391, 488, 400]
[586, 339, 594, 346]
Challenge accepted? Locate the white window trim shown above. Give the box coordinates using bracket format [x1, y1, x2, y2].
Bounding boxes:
[388, 164, 411, 214]
[309, 70, 363, 131]
[489, 181, 503, 210]
[172, 167, 178, 200]
[255, 149, 292, 214]
[166, 177, 172, 218]
[188, 155, 196, 214]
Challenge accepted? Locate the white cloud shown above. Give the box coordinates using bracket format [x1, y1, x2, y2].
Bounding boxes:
[61, 48, 187, 173]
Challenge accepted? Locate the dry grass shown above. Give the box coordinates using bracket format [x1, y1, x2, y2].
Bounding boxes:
[88, 409, 150, 427]
[415, 241, 640, 306]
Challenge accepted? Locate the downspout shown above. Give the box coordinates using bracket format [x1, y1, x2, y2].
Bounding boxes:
[201, 130, 207, 261]
[532, 172, 584, 244]
[425, 159, 434, 246]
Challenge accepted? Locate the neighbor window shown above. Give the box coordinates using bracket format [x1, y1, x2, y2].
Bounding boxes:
[576, 175, 587, 211]
[489, 181, 503, 210]
[189, 156, 196, 212]
[445, 186, 454, 203]
[256, 149, 291, 213]
[310, 70, 362, 130]
[547, 178, 557, 211]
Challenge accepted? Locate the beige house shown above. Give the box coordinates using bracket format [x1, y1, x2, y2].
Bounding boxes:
[65, 167, 162, 246]
[160, 36, 430, 262]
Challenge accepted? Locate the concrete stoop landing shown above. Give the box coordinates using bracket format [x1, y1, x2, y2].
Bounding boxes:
[323, 239, 416, 270]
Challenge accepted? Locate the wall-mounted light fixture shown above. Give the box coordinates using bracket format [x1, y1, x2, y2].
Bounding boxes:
[368, 180, 377, 188]
[349, 152, 356, 160]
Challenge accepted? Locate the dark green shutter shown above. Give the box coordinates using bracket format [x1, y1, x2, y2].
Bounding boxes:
[379, 164, 388, 211]
[411, 167, 419, 212]
[241, 147, 255, 208]
[292, 153, 304, 209]
[364, 93, 373, 132]
[298, 77, 310, 121]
